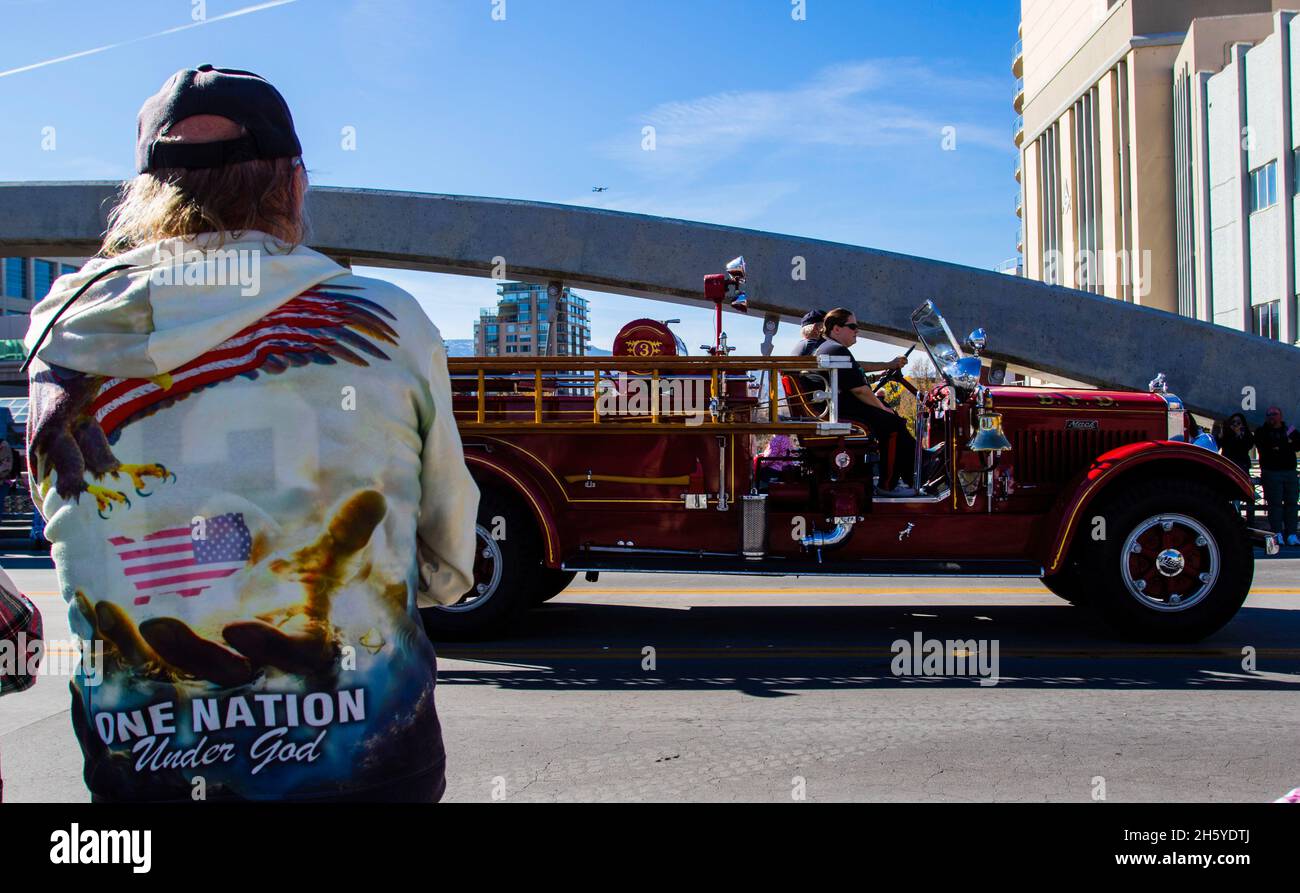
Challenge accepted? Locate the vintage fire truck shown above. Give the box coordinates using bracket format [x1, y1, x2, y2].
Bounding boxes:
[427, 259, 1276, 642]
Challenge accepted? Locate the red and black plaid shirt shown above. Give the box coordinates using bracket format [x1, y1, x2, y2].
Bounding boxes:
[0, 570, 41, 695]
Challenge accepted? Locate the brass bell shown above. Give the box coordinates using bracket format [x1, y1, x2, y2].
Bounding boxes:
[968, 411, 1012, 452]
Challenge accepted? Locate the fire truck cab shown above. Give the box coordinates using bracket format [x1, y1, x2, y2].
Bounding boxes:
[427, 263, 1272, 643]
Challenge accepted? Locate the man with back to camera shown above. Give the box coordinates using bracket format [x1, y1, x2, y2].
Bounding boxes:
[23, 65, 479, 802]
[814, 308, 917, 497]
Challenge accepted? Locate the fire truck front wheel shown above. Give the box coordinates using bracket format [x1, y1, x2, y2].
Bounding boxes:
[1040, 563, 1091, 606]
[1082, 478, 1253, 642]
[421, 486, 542, 640]
[531, 569, 577, 605]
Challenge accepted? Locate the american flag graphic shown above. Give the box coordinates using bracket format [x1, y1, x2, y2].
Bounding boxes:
[87, 286, 395, 440]
[109, 512, 251, 606]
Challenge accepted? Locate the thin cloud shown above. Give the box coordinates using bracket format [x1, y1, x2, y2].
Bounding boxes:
[0, 0, 300, 79]
[609, 59, 1006, 177]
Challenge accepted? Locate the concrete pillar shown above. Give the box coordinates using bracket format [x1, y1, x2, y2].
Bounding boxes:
[1097, 67, 1122, 300]
[1231, 42, 1254, 333]
[1024, 140, 1042, 280]
[1191, 71, 1215, 323]
[1059, 105, 1079, 289]
[1127, 46, 1181, 313]
[1276, 11, 1297, 344]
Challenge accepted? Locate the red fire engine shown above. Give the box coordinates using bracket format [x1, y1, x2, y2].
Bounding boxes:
[428, 259, 1275, 642]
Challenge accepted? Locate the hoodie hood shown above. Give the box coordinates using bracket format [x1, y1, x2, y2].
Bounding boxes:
[25, 232, 345, 378]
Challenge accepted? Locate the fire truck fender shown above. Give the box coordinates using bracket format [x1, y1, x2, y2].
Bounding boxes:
[1040, 440, 1254, 574]
[464, 451, 564, 568]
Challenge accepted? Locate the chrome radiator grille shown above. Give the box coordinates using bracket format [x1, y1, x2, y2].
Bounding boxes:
[1010, 428, 1148, 485]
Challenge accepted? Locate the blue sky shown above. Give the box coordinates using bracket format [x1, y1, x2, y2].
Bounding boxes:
[0, 0, 1019, 358]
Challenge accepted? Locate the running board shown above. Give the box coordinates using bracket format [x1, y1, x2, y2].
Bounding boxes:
[563, 553, 1044, 577]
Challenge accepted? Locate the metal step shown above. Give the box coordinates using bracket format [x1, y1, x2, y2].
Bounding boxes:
[563, 551, 1044, 578]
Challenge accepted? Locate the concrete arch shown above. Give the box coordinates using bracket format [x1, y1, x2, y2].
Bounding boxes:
[0, 181, 1295, 420]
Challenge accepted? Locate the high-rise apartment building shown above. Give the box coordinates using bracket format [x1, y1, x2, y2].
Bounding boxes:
[474, 281, 591, 357]
[1017, 0, 1291, 333]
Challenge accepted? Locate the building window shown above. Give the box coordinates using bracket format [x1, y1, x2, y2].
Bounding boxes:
[33, 260, 58, 299]
[2, 258, 28, 299]
[1252, 301, 1280, 340]
[61, 263, 79, 276]
[1248, 161, 1277, 213]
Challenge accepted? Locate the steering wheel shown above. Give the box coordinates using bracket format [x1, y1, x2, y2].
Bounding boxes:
[870, 345, 916, 395]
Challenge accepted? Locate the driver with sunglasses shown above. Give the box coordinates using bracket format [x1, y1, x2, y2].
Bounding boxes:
[814, 308, 916, 496]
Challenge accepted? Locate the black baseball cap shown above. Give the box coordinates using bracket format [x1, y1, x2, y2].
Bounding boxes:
[800, 309, 826, 326]
[136, 65, 302, 173]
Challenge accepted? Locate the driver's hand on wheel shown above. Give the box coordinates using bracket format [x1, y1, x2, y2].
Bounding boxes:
[888, 356, 907, 370]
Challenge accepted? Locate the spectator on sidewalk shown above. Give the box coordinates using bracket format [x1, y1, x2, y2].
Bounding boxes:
[1254, 406, 1300, 546]
[1218, 412, 1256, 525]
[0, 407, 15, 520]
[23, 65, 478, 802]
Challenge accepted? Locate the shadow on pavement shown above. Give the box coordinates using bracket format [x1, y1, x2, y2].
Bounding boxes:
[433, 602, 1300, 695]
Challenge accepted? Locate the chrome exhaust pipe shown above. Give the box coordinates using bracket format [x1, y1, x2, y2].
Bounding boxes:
[801, 517, 857, 549]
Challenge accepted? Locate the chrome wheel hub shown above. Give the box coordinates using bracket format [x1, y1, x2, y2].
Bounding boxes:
[439, 523, 501, 613]
[1120, 513, 1218, 613]
[1154, 548, 1185, 577]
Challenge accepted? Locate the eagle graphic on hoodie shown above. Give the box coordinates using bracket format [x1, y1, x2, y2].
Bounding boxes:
[24, 233, 479, 801]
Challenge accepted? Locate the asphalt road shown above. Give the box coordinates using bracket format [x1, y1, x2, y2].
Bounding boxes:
[3, 549, 1297, 803]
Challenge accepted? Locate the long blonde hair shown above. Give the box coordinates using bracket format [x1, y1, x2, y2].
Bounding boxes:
[101, 156, 306, 257]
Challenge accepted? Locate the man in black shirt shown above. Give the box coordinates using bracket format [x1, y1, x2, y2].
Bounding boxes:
[814, 308, 916, 496]
[1254, 406, 1300, 544]
[792, 309, 826, 357]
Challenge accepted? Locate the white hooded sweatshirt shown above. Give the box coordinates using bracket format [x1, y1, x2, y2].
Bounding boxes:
[24, 232, 478, 801]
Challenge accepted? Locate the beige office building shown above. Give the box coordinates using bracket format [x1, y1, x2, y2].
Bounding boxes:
[1017, 0, 1291, 326]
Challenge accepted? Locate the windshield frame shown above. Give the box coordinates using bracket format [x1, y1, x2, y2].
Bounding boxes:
[909, 300, 965, 376]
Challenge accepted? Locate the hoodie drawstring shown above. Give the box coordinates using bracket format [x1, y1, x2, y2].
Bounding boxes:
[20, 264, 134, 375]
